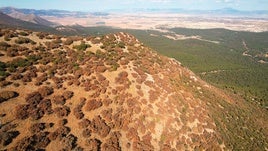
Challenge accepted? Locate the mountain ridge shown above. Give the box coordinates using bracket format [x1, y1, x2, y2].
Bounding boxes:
[0, 27, 267, 150]
[7, 9, 58, 27]
[0, 12, 60, 33]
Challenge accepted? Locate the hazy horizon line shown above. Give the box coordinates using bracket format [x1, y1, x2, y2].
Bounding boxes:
[1, 6, 268, 13]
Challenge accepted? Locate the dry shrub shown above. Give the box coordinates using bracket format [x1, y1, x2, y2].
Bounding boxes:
[18, 31, 29, 36]
[22, 71, 37, 82]
[0, 41, 10, 50]
[15, 104, 29, 119]
[73, 103, 85, 120]
[60, 134, 78, 150]
[54, 106, 70, 117]
[49, 126, 70, 141]
[115, 71, 128, 84]
[90, 115, 111, 138]
[63, 38, 74, 45]
[53, 95, 66, 105]
[38, 99, 53, 115]
[62, 91, 74, 100]
[30, 123, 46, 133]
[78, 119, 91, 129]
[13, 132, 50, 150]
[101, 108, 113, 122]
[85, 139, 101, 150]
[82, 129, 91, 138]
[6, 47, 19, 57]
[73, 108, 85, 120]
[58, 119, 68, 126]
[36, 32, 48, 39]
[0, 91, 18, 103]
[15, 37, 33, 44]
[25, 92, 42, 106]
[85, 99, 102, 111]
[29, 107, 45, 120]
[35, 73, 48, 85]
[10, 73, 22, 80]
[44, 41, 60, 49]
[0, 131, 20, 146]
[96, 65, 107, 73]
[101, 131, 121, 151]
[38, 86, 54, 98]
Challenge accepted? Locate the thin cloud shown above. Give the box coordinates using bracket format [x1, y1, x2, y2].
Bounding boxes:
[149, 0, 172, 2]
[216, 0, 237, 3]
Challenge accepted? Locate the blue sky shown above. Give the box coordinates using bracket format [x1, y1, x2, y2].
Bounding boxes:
[0, 0, 267, 11]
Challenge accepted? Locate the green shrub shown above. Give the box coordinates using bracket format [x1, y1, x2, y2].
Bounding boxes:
[19, 31, 29, 36]
[73, 42, 91, 51]
[15, 37, 33, 44]
[0, 61, 9, 77]
[8, 58, 31, 68]
[117, 42, 125, 48]
[0, 42, 10, 50]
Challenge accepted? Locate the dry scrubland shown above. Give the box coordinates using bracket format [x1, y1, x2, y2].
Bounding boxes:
[44, 13, 268, 32]
[0, 28, 267, 150]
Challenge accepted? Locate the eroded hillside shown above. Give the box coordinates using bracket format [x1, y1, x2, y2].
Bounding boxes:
[0, 28, 267, 150]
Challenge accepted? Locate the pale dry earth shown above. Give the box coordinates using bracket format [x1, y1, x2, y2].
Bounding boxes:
[43, 13, 268, 32]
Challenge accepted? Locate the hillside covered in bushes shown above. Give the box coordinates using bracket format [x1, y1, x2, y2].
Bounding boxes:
[0, 28, 267, 150]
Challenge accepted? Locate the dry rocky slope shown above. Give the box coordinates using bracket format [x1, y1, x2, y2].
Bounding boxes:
[0, 28, 267, 150]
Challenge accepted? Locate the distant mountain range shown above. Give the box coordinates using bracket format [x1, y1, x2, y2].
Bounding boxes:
[0, 7, 59, 27]
[128, 8, 268, 15]
[0, 7, 113, 35]
[0, 7, 108, 18]
[1, 7, 268, 17]
[0, 7, 267, 35]
[0, 12, 55, 31]
[0, 12, 80, 35]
